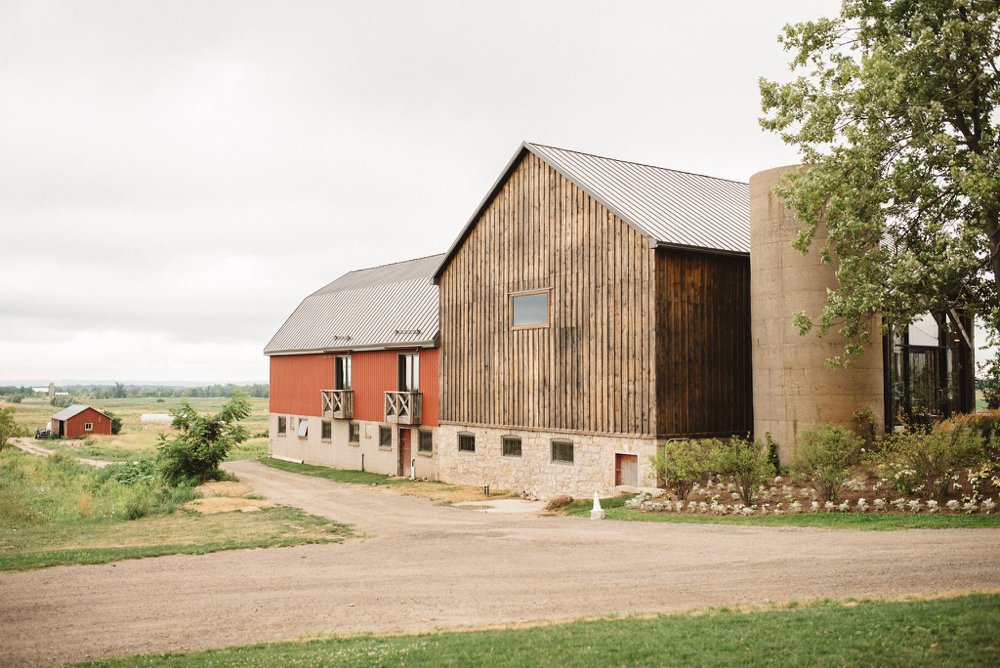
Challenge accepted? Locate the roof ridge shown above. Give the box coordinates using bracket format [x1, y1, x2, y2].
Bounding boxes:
[525, 141, 749, 186]
[342, 252, 446, 276]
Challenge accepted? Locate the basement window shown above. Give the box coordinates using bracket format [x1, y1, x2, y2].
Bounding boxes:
[84, 422, 94, 432]
[298, 419, 309, 438]
[458, 433, 476, 453]
[348, 422, 360, 444]
[418, 429, 433, 453]
[277, 416, 287, 436]
[511, 290, 550, 328]
[502, 436, 522, 458]
[551, 439, 574, 464]
[321, 420, 332, 442]
[379, 426, 392, 448]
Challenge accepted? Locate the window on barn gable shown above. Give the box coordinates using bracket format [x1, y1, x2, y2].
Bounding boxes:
[84, 422, 93, 431]
[511, 290, 550, 328]
[298, 419, 309, 438]
[398, 353, 419, 392]
[335, 355, 352, 390]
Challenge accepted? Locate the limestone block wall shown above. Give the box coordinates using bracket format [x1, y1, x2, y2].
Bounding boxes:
[268, 413, 438, 479]
[749, 165, 885, 462]
[435, 424, 658, 498]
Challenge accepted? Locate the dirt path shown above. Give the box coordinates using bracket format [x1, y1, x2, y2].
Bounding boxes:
[11, 437, 110, 468]
[2, 460, 999, 667]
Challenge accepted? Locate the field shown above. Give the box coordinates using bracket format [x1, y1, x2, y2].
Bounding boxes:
[73, 594, 1000, 667]
[0, 447, 350, 572]
[2, 395, 270, 462]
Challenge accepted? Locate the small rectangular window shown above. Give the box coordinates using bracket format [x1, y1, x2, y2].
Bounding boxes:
[512, 290, 549, 328]
[502, 436, 522, 457]
[298, 419, 309, 438]
[348, 422, 360, 443]
[277, 416, 287, 435]
[84, 422, 94, 432]
[551, 439, 574, 463]
[418, 430, 433, 453]
[379, 426, 392, 448]
[321, 420, 332, 442]
[458, 433, 476, 453]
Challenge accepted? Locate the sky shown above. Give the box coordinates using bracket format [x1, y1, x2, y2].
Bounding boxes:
[0, 0, 846, 384]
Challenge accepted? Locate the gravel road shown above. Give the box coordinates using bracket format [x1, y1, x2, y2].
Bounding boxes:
[2, 459, 999, 666]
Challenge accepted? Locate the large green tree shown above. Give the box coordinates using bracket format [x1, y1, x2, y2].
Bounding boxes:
[156, 392, 251, 483]
[759, 0, 1000, 363]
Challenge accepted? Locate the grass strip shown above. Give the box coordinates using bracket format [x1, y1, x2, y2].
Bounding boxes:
[74, 594, 1000, 667]
[560, 496, 1000, 529]
[259, 456, 411, 485]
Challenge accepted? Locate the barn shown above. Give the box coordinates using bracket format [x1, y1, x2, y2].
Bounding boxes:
[264, 255, 442, 478]
[50, 405, 113, 438]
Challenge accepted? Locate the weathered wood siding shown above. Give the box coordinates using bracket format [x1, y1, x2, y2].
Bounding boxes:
[439, 152, 656, 436]
[655, 249, 752, 437]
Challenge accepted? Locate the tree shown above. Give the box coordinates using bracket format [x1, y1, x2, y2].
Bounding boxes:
[112, 382, 128, 399]
[759, 0, 1000, 363]
[104, 409, 124, 435]
[156, 392, 251, 483]
[0, 406, 25, 452]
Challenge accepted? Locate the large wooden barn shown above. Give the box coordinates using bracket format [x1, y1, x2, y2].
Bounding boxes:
[264, 255, 442, 478]
[431, 143, 751, 495]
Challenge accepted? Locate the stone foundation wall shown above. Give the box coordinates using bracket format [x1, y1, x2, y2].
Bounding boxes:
[435, 424, 658, 498]
[268, 413, 439, 479]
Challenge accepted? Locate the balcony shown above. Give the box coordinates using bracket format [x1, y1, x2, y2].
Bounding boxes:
[384, 391, 422, 425]
[321, 389, 354, 419]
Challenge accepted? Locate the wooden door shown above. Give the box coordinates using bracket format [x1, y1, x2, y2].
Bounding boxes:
[398, 428, 411, 477]
[615, 454, 638, 487]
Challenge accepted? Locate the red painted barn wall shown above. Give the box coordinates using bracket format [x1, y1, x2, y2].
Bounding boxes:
[269, 353, 335, 417]
[64, 408, 112, 438]
[419, 347, 439, 426]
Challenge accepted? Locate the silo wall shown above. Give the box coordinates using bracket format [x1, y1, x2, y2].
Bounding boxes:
[749, 165, 884, 462]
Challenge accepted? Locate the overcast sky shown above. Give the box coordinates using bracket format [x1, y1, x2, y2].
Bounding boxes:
[1, 0, 844, 384]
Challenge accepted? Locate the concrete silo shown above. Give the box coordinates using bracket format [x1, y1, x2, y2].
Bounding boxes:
[749, 165, 884, 462]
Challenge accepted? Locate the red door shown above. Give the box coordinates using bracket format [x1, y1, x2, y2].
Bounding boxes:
[398, 428, 411, 477]
[615, 454, 638, 487]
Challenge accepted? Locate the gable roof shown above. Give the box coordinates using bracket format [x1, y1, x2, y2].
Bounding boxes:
[434, 142, 750, 281]
[52, 404, 108, 421]
[264, 254, 444, 355]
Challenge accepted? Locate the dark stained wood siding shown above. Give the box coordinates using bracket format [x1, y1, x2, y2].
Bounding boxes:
[655, 249, 753, 437]
[438, 152, 657, 436]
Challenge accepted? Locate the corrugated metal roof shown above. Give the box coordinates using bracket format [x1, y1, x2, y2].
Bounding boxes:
[264, 254, 444, 355]
[526, 143, 749, 254]
[434, 141, 750, 281]
[51, 404, 102, 421]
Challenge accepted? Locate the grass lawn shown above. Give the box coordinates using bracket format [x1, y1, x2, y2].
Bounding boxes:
[74, 594, 1000, 667]
[2, 396, 269, 462]
[0, 449, 350, 571]
[560, 496, 1000, 530]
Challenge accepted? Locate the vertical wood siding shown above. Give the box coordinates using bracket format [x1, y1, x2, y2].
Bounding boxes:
[655, 249, 753, 437]
[439, 152, 656, 436]
[269, 353, 334, 417]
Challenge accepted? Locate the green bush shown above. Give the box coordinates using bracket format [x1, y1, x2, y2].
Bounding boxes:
[650, 439, 715, 501]
[870, 425, 986, 501]
[709, 437, 774, 505]
[97, 459, 158, 486]
[792, 424, 864, 503]
[157, 392, 251, 484]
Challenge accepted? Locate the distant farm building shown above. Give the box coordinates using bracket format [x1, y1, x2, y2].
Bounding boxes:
[140, 413, 173, 424]
[50, 405, 112, 438]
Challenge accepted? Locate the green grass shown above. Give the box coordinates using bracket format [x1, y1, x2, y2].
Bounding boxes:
[560, 496, 1000, 530]
[74, 594, 1000, 667]
[0, 449, 351, 571]
[260, 456, 412, 485]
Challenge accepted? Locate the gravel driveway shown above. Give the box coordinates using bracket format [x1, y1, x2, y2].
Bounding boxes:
[2, 460, 999, 666]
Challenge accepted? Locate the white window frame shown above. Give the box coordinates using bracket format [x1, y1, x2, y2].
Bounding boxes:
[84, 422, 94, 432]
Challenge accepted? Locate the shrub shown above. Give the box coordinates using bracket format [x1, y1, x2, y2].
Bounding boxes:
[852, 407, 879, 448]
[0, 406, 27, 451]
[97, 459, 158, 486]
[709, 437, 774, 505]
[872, 425, 986, 501]
[156, 392, 251, 484]
[104, 410, 124, 435]
[650, 439, 715, 501]
[792, 424, 864, 503]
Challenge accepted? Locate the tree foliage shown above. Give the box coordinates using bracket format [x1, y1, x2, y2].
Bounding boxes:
[156, 392, 251, 484]
[0, 406, 26, 452]
[760, 0, 1000, 362]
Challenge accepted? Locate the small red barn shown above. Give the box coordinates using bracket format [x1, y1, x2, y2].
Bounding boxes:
[51, 404, 112, 438]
